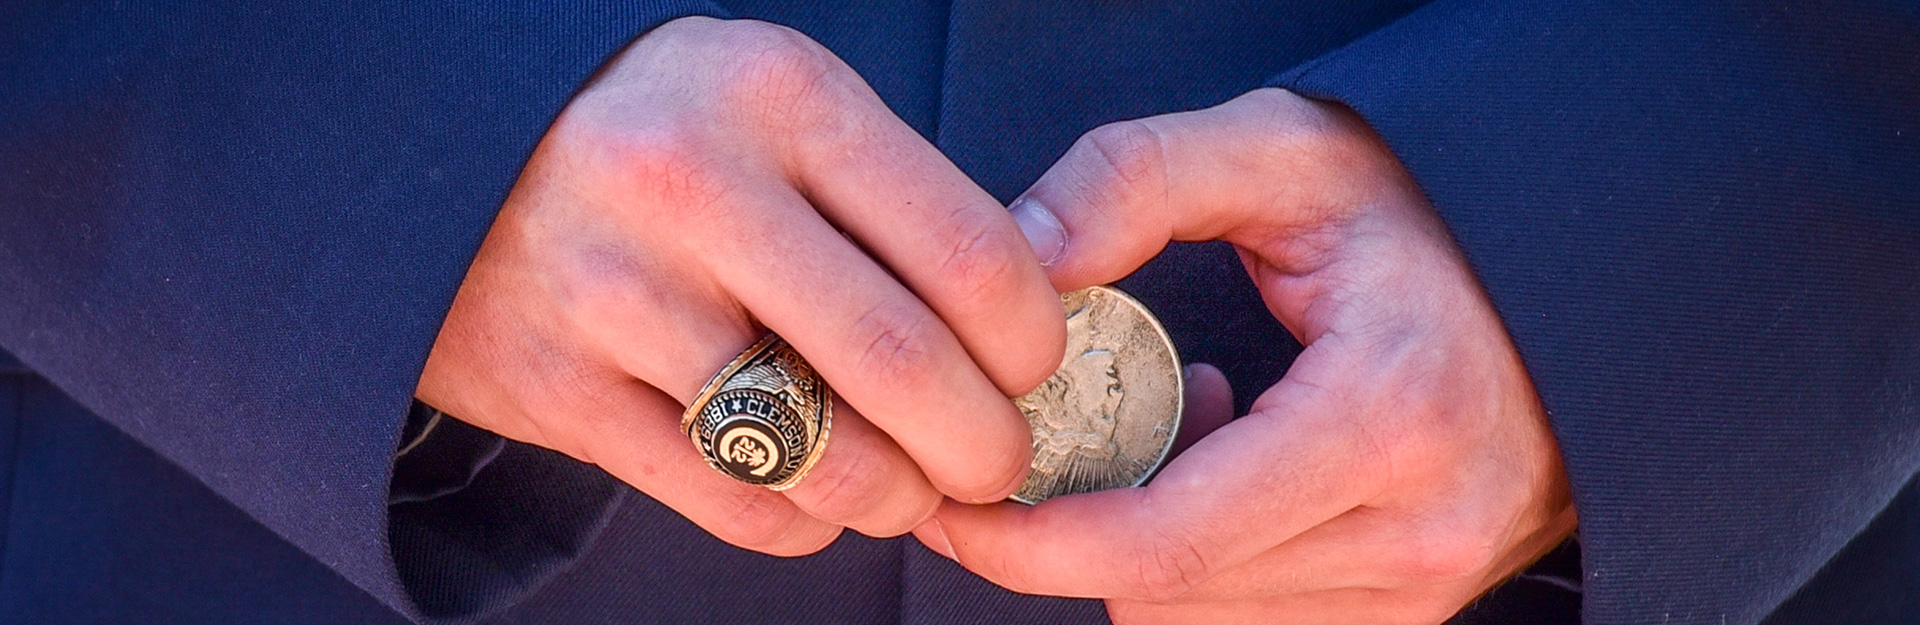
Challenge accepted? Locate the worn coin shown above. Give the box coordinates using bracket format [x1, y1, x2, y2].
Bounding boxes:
[1011, 286, 1182, 504]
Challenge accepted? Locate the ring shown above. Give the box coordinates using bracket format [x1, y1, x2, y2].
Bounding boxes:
[682, 334, 832, 490]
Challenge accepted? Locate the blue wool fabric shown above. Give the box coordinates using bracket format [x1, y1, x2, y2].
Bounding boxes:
[2, 1, 1915, 623]
[0, 0, 728, 619]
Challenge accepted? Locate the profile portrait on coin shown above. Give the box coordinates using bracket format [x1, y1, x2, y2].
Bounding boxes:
[1016, 298, 1128, 487]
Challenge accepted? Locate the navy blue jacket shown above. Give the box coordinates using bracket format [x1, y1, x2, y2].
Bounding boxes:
[2, 1, 1915, 623]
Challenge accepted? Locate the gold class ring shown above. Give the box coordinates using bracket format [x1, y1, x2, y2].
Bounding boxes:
[681, 334, 832, 490]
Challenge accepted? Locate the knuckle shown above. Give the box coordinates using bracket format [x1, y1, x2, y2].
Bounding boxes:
[1232, 87, 1331, 148]
[711, 19, 817, 61]
[1122, 530, 1213, 602]
[926, 207, 1061, 397]
[552, 112, 731, 214]
[610, 126, 728, 208]
[1079, 120, 1168, 195]
[848, 303, 938, 393]
[931, 209, 1022, 307]
[710, 22, 843, 120]
[1236, 89, 1403, 204]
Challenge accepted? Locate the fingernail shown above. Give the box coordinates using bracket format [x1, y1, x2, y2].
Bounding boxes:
[922, 518, 958, 561]
[1010, 197, 1067, 266]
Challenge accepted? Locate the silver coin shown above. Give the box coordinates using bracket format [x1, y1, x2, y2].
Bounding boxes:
[1011, 286, 1182, 504]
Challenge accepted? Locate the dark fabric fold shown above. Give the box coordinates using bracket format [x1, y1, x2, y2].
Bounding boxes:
[0, 1, 722, 619]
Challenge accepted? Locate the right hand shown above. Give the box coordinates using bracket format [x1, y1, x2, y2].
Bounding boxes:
[415, 17, 1065, 555]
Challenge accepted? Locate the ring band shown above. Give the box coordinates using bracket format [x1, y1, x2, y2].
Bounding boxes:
[682, 334, 832, 490]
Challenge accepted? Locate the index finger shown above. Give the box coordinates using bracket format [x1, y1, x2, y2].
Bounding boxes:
[925, 349, 1384, 601]
[785, 73, 1067, 397]
[692, 180, 1035, 503]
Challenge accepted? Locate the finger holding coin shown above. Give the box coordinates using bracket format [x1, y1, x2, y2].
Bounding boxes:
[1010, 286, 1186, 504]
[646, 203, 1025, 539]
[421, 18, 1059, 556]
[921, 92, 1576, 622]
[691, 286, 1198, 516]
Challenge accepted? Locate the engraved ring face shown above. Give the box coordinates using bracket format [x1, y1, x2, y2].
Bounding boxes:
[683, 335, 832, 490]
[697, 389, 808, 485]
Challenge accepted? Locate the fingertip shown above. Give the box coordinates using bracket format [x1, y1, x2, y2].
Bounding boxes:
[1173, 363, 1235, 459]
[1013, 122, 1178, 290]
[970, 249, 1068, 397]
[762, 522, 844, 557]
[1019, 199, 1105, 294]
[926, 396, 1035, 504]
[1011, 167, 1095, 290]
[886, 478, 945, 537]
[904, 404, 1036, 506]
[912, 517, 958, 560]
[1182, 363, 1234, 413]
[925, 497, 1024, 553]
[996, 294, 1068, 397]
[1010, 196, 1067, 268]
[928, 495, 1131, 598]
[953, 441, 1032, 504]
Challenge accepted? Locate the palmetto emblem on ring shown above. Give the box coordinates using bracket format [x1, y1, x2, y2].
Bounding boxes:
[724, 428, 774, 473]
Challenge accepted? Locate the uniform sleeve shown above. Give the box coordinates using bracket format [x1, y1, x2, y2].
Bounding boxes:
[1272, 1, 1920, 623]
[0, 1, 723, 621]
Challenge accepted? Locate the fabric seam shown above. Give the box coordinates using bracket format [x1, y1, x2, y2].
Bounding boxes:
[931, 0, 958, 149]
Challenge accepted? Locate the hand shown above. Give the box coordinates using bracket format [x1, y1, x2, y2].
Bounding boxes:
[915, 89, 1577, 624]
[416, 17, 1065, 555]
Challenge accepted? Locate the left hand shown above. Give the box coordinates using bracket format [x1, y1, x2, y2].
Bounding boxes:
[914, 89, 1577, 624]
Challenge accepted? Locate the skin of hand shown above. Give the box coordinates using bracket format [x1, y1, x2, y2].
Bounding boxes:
[415, 17, 1066, 556]
[914, 89, 1578, 624]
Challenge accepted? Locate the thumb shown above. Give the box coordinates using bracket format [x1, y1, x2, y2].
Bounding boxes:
[1170, 363, 1234, 461]
[1009, 88, 1396, 291]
